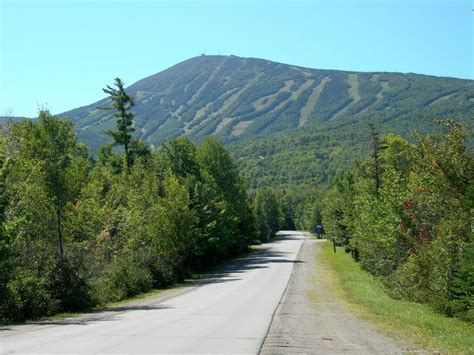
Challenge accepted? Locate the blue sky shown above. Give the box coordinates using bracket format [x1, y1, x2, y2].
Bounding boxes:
[1, 0, 473, 117]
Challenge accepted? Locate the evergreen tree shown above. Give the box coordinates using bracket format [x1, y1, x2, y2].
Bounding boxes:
[368, 123, 384, 196]
[102, 78, 135, 173]
[448, 228, 474, 322]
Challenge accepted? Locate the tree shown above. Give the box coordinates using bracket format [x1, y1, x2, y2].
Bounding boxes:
[198, 138, 256, 251]
[102, 78, 135, 173]
[0, 137, 8, 221]
[0, 138, 12, 317]
[21, 111, 82, 259]
[322, 173, 354, 248]
[0, 112, 92, 319]
[394, 121, 473, 307]
[254, 189, 282, 242]
[160, 137, 201, 181]
[368, 123, 384, 196]
[448, 226, 474, 321]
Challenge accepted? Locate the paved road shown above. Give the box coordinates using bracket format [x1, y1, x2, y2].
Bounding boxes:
[0, 232, 305, 354]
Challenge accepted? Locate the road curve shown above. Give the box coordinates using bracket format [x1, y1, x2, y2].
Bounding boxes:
[0, 232, 305, 354]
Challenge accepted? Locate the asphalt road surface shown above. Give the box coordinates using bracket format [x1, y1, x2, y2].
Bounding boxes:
[0, 232, 305, 354]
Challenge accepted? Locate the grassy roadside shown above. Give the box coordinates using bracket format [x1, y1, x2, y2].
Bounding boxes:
[317, 241, 474, 353]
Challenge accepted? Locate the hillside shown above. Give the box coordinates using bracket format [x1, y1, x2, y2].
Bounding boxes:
[230, 117, 474, 189]
[62, 55, 474, 153]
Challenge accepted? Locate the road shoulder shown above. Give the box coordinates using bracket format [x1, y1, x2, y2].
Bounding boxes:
[260, 238, 405, 354]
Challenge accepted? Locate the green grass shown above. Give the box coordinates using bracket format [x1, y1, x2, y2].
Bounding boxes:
[318, 242, 474, 354]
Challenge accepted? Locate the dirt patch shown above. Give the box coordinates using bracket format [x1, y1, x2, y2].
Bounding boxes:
[427, 92, 458, 107]
[214, 117, 233, 134]
[252, 79, 293, 111]
[231, 120, 253, 136]
[260, 238, 405, 354]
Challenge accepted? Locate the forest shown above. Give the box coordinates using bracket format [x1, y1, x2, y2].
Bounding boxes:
[0, 80, 289, 322]
[320, 122, 473, 322]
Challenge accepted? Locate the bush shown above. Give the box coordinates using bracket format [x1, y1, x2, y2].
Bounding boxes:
[90, 257, 153, 304]
[3, 268, 56, 321]
[388, 255, 432, 303]
[48, 260, 94, 312]
[146, 254, 187, 288]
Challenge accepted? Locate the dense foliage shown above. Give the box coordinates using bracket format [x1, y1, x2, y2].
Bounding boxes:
[322, 123, 473, 322]
[0, 110, 285, 322]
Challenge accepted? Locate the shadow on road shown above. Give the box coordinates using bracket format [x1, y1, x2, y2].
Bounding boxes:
[274, 234, 304, 241]
[194, 240, 304, 286]
[0, 304, 174, 329]
[0, 235, 304, 330]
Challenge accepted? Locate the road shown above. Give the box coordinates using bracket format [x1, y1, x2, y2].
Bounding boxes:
[0, 232, 305, 354]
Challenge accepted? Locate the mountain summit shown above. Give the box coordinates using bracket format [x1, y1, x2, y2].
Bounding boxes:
[63, 55, 474, 151]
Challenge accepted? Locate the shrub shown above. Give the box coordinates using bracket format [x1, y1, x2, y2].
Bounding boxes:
[48, 260, 94, 312]
[388, 254, 433, 303]
[146, 254, 187, 288]
[3, 268, 56, 321]
[90, 257, 153, 304]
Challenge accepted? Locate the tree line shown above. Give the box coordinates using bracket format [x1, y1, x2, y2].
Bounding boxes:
[321, 122, 473, 322]
[0, 79, 289, 322]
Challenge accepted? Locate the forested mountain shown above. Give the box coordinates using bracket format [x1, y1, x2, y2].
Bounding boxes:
[231, 116, 474, 189]
[62, 55, 474, 153]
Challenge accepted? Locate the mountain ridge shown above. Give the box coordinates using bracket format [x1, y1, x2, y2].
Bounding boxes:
[59, 55, 473, 152]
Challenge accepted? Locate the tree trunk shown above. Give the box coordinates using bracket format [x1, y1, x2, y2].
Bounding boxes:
[374, 143, 381, 193]
[57, 203, 64, 260]
[368, 123, 381, 195]
[124, 140, 129, 174]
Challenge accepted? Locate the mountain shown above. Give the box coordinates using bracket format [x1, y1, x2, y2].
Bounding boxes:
[62, 55, 474, 153]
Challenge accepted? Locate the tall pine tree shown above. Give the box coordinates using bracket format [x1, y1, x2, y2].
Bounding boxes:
[102, 78, 135, 173]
